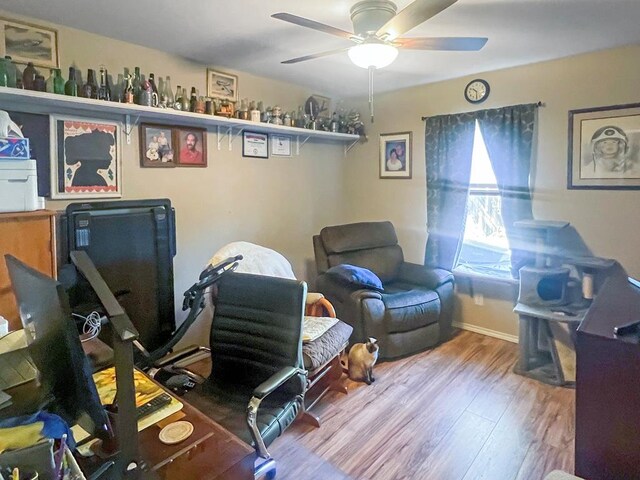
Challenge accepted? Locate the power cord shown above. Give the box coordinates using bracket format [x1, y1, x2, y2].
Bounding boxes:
[73, 311, 104, 342]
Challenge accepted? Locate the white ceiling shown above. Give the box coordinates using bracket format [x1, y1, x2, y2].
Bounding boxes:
[3, 0, 640, 98]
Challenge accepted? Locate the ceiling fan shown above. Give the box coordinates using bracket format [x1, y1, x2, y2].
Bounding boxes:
[272, 0, 487, 121]
[272, 0, 487, 68]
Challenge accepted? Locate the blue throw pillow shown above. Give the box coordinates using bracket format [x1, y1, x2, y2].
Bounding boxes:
[326, 264, 384, 291]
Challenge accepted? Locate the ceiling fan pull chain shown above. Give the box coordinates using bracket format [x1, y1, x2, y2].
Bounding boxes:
[369, 65, 375, 123]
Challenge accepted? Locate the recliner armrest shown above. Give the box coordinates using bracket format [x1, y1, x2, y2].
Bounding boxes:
[252, 366, 306, 400]
[397, 262, 454, 290]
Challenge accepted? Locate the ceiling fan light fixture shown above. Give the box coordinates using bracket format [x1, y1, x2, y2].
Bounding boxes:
[348, 42, 398, 69]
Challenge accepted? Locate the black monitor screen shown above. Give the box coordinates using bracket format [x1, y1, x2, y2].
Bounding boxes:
[5, 255, 109, 440]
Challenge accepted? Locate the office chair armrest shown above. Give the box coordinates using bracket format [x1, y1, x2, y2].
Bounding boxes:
[397, 262, 454, 290]
[247, 366, 306, 459]
[252, 366, 305, 400]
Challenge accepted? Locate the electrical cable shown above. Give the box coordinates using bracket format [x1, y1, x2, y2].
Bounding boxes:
[73, 311, 103, 342]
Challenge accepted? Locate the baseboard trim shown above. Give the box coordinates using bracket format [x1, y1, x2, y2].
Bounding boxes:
[452, 321, 519, 344]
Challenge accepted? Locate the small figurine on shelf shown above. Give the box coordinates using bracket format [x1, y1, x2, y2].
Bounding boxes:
[250, 101, 260, 122]
[271, 106, 282, 125]
[195, 96, 206, 114]
[238, 98, 249, 120]
[123, 74, 134, 104]
[216, 99, 234, 118]
[346, 110, 367, 140]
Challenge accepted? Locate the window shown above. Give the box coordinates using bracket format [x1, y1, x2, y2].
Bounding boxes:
[455, 121, 511, 278]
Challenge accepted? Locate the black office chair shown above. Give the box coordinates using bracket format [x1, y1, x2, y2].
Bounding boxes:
[184, 272, 307, 480]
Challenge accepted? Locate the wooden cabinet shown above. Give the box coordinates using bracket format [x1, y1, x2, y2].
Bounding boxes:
[575, 273, 640, 479]
[0, 210, 57, 331]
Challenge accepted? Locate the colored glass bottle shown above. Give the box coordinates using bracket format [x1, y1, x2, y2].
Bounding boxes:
[65, 67, 78, 96]
[0, 58, 8, 87]
[189, 87, 197, 112]
[97, 67, 111, 101]
[174, 84, 182, 110]
[148, 73, 158, 95]
[53, 69, 65, 94]
[22, 62, 37, 90]
[80, 69, 98, 99]
[45, 69, 55, 93]
[181, 87, 189, 111]
[3, 56, 17, 88]
[132, 66, 142, 104]
[164, 76, 174, 106]
[33, 74, 46, 92]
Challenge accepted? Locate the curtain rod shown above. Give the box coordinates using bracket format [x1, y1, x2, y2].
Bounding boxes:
[421, 101, 545, 121]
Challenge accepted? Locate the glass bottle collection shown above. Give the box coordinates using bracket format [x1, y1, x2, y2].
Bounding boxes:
[0, 57, 363, 134]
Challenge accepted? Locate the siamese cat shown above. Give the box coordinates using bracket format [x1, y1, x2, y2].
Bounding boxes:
[348, 337, 379, 385]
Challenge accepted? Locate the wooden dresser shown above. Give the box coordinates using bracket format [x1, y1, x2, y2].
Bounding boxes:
[0, 210, 57, 331]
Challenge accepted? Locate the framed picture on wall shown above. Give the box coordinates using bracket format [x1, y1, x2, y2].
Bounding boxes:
[50, 116, 122, 199]
[243, 131, 268, 158]
[568, 103, 640, 190]
[140, 124, 176, 167]
[0, 17, 59, 68]
[379, 131, 412, 179]
[271, 135, 291, 156]
[175, 127, 207, 167]
[206, 69, 238, 102]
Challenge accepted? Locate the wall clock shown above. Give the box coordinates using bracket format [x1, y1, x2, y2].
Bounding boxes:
[464, 79, 490, 104]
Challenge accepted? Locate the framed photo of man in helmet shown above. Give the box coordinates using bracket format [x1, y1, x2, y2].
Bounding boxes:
[569, 103, 640, 189]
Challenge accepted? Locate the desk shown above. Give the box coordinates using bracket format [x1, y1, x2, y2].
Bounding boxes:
[3, 374, 255, 479]
[77, 384, 256, 480]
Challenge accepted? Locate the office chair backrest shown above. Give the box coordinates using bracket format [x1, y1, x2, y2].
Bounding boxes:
[314, 221, 404, 283]
[210, 272, 306, 395]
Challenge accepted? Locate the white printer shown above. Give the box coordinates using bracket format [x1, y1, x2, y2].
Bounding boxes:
[0, 159, 39, 212]
[0, 110, 40, 213]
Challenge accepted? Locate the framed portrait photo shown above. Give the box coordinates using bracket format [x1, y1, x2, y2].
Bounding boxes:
[380, 131, 412, 179]
[140, 124, 176, 167]
[568, 103, 640, 189]
[175, 128, 207, 167]
[243, 132, 268, 158]
[206, 69, 238, 102]
[50, 116, 122, 200]
[0, 17, 59, 69]
[271, 135, 291, 157]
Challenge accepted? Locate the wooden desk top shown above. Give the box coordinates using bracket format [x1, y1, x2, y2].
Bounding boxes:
[76, 386, 255, 480]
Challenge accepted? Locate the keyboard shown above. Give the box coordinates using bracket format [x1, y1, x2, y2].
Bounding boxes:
[136, 393, 172, 420]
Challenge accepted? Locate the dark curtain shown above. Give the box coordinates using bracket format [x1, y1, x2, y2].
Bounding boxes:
[424, 112, 476, 270]
[477, 103, 537, 275]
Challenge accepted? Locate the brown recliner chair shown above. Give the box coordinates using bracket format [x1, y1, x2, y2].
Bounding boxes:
[313, 221, 455, 360]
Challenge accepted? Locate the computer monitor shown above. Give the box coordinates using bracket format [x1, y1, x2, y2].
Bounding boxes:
[5, 254, 110, 440]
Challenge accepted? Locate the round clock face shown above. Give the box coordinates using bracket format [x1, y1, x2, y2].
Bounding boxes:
[465, 79, 490, 104]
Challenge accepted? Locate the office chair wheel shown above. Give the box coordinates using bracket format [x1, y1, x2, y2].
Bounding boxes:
[265, 468, 277, 480]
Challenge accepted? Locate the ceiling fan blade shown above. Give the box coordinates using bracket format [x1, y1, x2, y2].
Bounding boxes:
[281, 48, 350, 64]
[397, 36, 488, 51]
[376, 0, 459, 40]
[272, 12, 357, 41]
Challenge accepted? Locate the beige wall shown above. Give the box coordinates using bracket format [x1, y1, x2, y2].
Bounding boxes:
[345, 45, 640, 338]
[5, 9, 639, 341]
[1, 11, 350, 340]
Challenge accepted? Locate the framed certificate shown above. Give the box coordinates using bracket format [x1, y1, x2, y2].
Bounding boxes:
[271, 135, 291, 156]
[243, 131, 268, 158]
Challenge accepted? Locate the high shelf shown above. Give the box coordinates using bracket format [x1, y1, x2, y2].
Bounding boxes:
[0, 87, 360, 154]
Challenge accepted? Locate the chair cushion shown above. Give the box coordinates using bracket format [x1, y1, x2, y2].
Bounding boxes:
[380, 285, 441, 334]
[184, 380, 302, 448]
[302, 320, 353, 373]
[326, 264, 384, 291]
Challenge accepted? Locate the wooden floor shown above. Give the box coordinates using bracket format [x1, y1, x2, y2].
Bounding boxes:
[271, 330, 575, 480]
